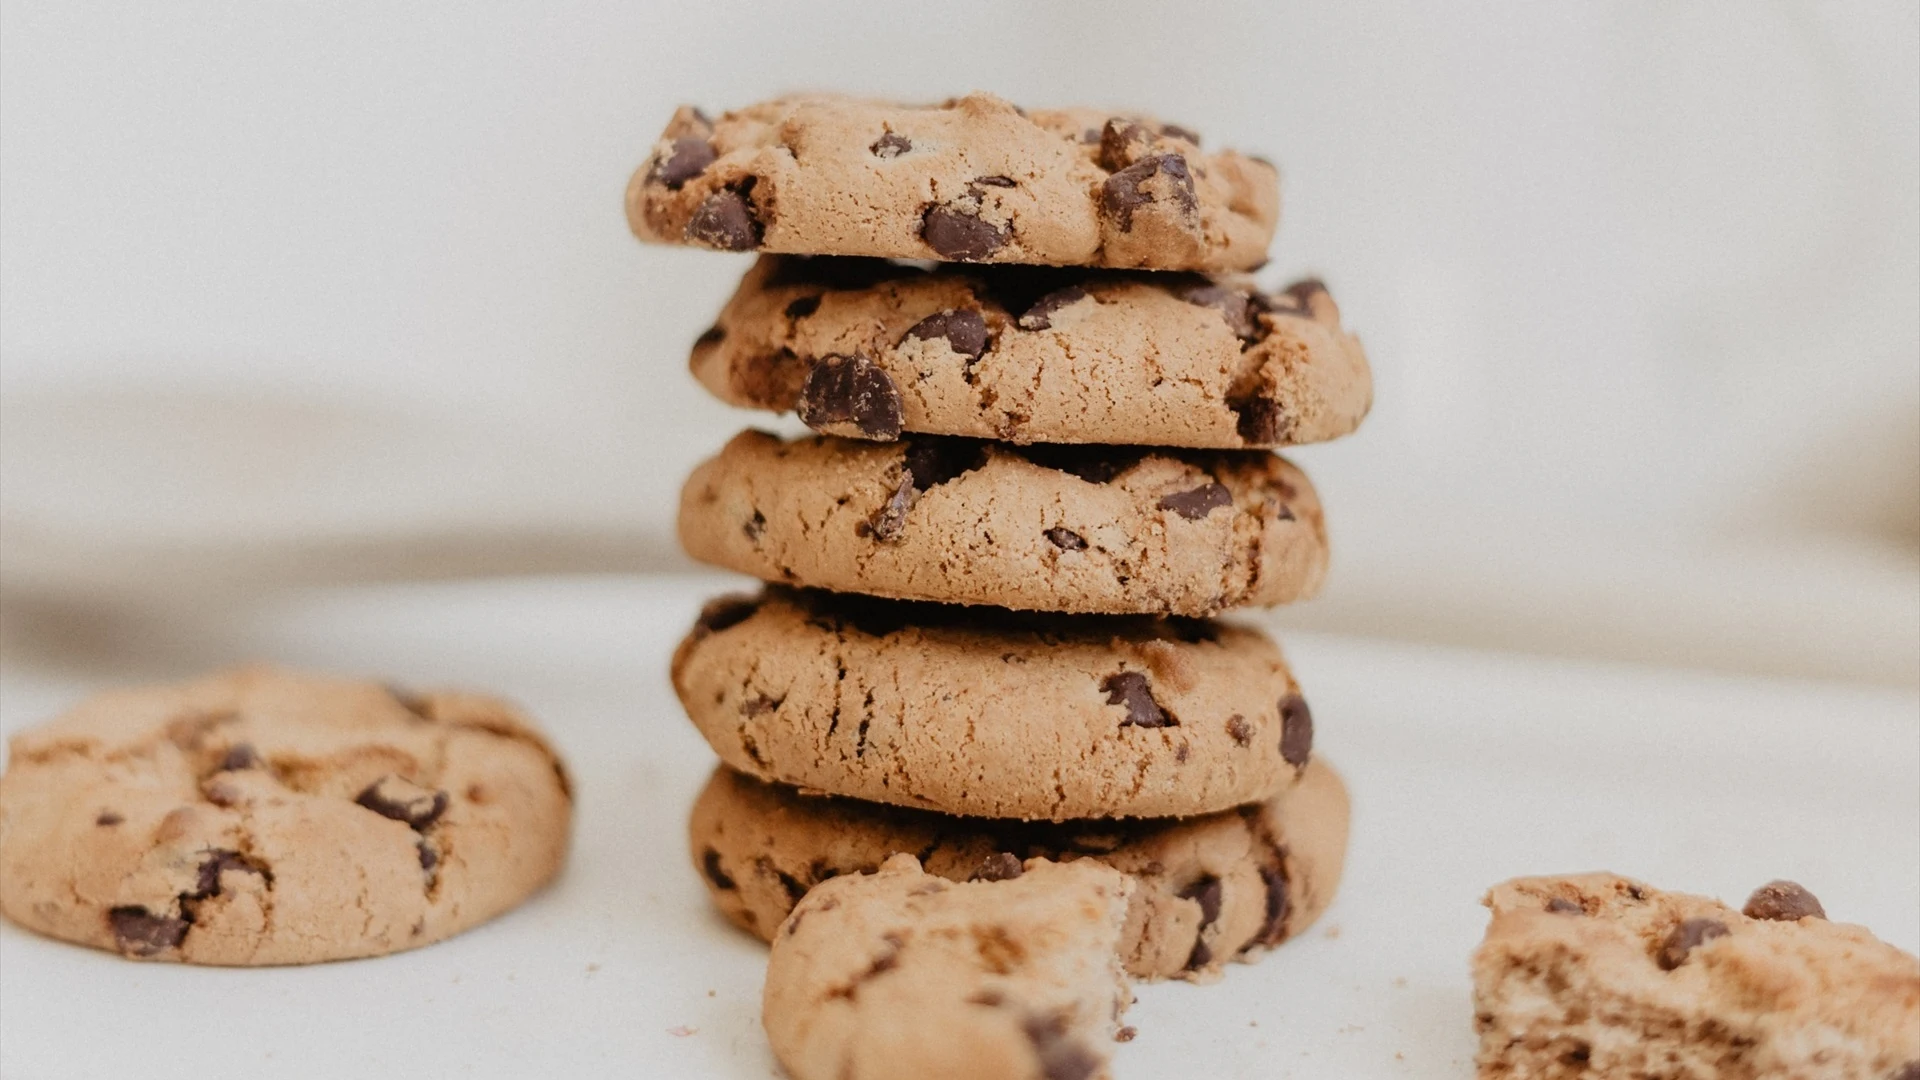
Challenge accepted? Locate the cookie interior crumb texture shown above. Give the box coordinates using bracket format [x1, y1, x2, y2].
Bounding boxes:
[0, 667, 573, 965]
[1471, 873, 1920, 1079]
[762, 853, 1133, 1080]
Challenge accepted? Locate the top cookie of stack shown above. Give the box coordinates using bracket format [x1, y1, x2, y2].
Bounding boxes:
[631, 92, 1371, 618]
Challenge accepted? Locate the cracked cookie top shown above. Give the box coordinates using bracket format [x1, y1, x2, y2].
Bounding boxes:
[626, 92, 1279, 271]
[0, 667, 573, 965]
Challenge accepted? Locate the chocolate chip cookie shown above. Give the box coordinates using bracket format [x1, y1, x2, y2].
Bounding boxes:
[670, 588, 1314, 821]
[627, 93, 1279, 271]
[763, 852, 1133, 1080]
[689, 756, 1347, 981]
[0, 667, 573, 965]
[678, 431, 1327, 616]
[1473, 873, 1920, 1078]
[691, 256, 1370, 448]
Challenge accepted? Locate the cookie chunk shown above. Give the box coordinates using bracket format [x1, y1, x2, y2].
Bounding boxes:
[1473, 873, 1920, 1079]
[671, 588, 1314, 821]
[0, 667, 572, 965]
[689, 757, 1348, 981]
[678, 431, 1327, 616]
[691, 256, 1370, 448]
[626, 93, 1278, 272]
[763, 853, 1133, 1080]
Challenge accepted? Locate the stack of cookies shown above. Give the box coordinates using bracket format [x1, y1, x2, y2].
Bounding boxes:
[629, 92, 1372, 1075]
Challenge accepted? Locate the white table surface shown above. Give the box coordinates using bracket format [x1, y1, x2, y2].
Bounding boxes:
[2, 574, 1915, 1079]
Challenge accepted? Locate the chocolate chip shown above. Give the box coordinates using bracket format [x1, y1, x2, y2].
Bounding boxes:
[192, 849, 266, 898]
[1231, 394, 1287, 445]
[653, 137, 715, 189]
[1226, 715, 1253, 747]
[1044, 528, 1086, 551]
[1097, 119, 1151, 171]
[1160, 123, 1201, 144]
[354, 776, 450, 831]
[1101, 154, 1196, 232]
[1255, 863, 1291, 945]
[1102, 671, 1175, 728]
[969, 852, 1025, 882]
[921, 202, 1010, 261]
[870, 132, 912, 158]
[693, 593, 759, 637]
[417, 840, 439, 875]
[1742, 880, 1826, 922]
[1181, 284, 1258, 340]
[701, 848, 736, 890]
[797, 354, 904, 439]
[741, 693, 782, 716]
[783, 295, 821, 320]
[1279, 694, 1313, 766]
[1016, 286, 1088, 331]
[972, 175, 1017, 188]
[217, 743, 262, 772]
[860, 472, 915, 542]
[1157, 482, 1232, 520]
[1022, 1014, 1102, 1080]
[743, 510, 765, 541]
[1657, 917, 1730, 970]
[1180, 875, 1224, 970]
[95, 811, 123, 827]
[694, 324, 725, 347]
[903, 309, 989, 360]
[109, 906, 189, 956]
[685, 185, 762, 251]
[1545, 898, 1584, 914]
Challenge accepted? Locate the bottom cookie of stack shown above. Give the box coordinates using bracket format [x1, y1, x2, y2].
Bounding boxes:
[689, 758, 1348, 982]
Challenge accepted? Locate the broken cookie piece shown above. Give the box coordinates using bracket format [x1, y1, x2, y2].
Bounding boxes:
[1472, 873, 1920, 1079]
[763, 853, 1134, 1080]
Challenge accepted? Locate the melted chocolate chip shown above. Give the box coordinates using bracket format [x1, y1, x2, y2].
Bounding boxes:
[1658, 917, 1730, 970]
[861, 472, 915, 542]
[1016, 286, 1088, 331]
[1255, 863, 1291, 945]
[217, 743, 262, 772]
[1181, 284, 1258, 340]
[903, 309, 990, 360]
[1180, 875, 1225, 970]
[1279, 694, 1313, 766]
[797, 354, 904, 439]
[903, 437, 989, 491]
[1102, 671, 1175, 728]
[1045, 528, 1086, 551]
[968, 852, 1025, 882]
[1225, 715, 1253, 747]
[783, 295, 821, 320]
[701, 848, 736, 890]
[870, 132, 912, 158]
[1230, 394, 1287, 445]
[1157, 482, 1232, 520]
[921, 202, 1010, 261]
[1741, 880, 1826, 922]
[354, 777, 450, 831]
[685, 184, 762, 251]
[1101, 154, 1197, 232]
[1545, 898, 1584, 914]
[95, 811, 124, 827]
[653, 137, 715, 189]
[109, 906, 189, 956]
[694, 593, 760, 637]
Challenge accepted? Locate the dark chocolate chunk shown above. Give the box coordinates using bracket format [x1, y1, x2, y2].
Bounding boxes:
[1016, 286, 1089, 331]
[921, 202, 1010, 261]
[1102, 671, 1175, 728]
[797, 354, 904, 440]
[417, 839, 439, 875]
[972, 175, 1017, 188]
[1097, 119, 1151, 172]
[95, 811, 124, 827]
[1044, 528, 1086, 551]
[1231, 394, 1287, 445]
[1101, 154, 1196, 232]
[1657, 917, 1730, 970]
[1255, 863, 1291, 945]
[1225, 715, 1254, 747]
[693, 593, 759, 637]
[701, 848, 736, 891]
[1157, 482, 1232, 520]
[743, 509, 766, 541]
[1545, 898, 1584, 914]
[1180, 875, 1224, 965]
[783, 295, 821, 320]
[968, 852, 1025, 882]
[1181, 284, 1258, 340]
[653, 137, 715, 189]
[903, 437, 988, 491]
[191, 849, 267, 898]
[354, 776, 450, 831]
[108, 906, 189, 956]
[217, 743, 262, 772]
[685, 185, 762, 251]
[870, 132, 912, 158]
[1279, 694, 1313, 767]
[861, 472, 915, 542]
[903, 309, 990, 361]
[1741, 880, 1826, 922]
